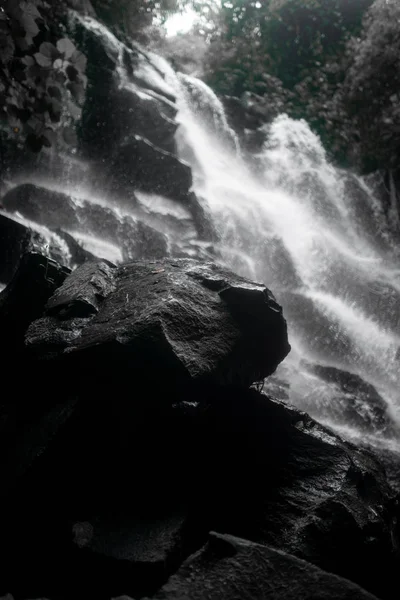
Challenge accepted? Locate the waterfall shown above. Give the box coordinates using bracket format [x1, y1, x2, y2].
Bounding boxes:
[163, 67, 400, 445]
[3, 11, 399, 450]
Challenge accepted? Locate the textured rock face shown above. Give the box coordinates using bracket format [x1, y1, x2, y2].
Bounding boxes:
[0, 5, 216, 264]
[2, 184, 170, 264]
[74, 13, 194, 208]
[312, 365, 394, 434]
[111, 136, 193, 204]
[1, 254, 399, 600]
[0, 212, 70, 283]
[0, 252, 69, 354]
[26, 259, 290, 388]
[151, 532, 380, 600]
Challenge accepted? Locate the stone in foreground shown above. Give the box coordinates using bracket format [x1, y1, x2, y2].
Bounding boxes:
[150, 532, 380, 600]
[26, 258, 290, 388]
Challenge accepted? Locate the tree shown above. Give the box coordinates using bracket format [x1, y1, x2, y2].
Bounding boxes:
[90, 0, 185, 41]
[201, 0, 373, 95]
[339, 0, 400, 172]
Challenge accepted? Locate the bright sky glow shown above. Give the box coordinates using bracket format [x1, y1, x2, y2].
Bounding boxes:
[164, 7, 198, 37]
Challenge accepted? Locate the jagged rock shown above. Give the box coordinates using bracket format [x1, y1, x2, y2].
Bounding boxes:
[81, 81, 178, 159]
[75, 14, 178, 163]
[0, 212, 70, 283]
[187, 193, 217, 242]
[111, 137, 192, 204]
[0, 252, 72, 509]
[2, 184, 171, 263]
[178, 391, 399, 600]
[2, 185, 80, 231]
[26, 259, 290, 387]
[0, 252, 69, 361]
[2, 366, 398, 599]
[150, 532, 380, 600]
[3, 261, 398, 600]
[47, 260, 116, 319]
[311, 365, 394, 434]
[55, 229, 97, 265]
[120, 217, 169, 261]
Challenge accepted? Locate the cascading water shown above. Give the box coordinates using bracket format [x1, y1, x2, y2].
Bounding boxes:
[160, 64, 400, 448]
[3, 10, 399, 452]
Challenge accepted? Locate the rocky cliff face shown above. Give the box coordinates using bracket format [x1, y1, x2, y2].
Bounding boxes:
[1, 255, 400, 600]
[0, 2, 215, 284]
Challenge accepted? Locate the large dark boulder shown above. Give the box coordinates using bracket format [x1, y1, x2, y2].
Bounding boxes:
[4, 387, 397, 600]
[1, 184, 170, 264]
[2, 260, 399, 600]
[2, 184, 80, 231]
[0, 252, 70, 355]
[150, 531, 380, 600]
[73, 14, 178, 160]
[0, 212, 70, 284]
[183, 391, 399, 600]
[26, 258, 290, 388]
[0, 252, 71, 516]
[110, 136, 193, 204]
[2, 260, 290, 600]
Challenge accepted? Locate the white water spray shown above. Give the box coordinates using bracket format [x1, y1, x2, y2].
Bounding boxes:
[164, 68, 400, 440]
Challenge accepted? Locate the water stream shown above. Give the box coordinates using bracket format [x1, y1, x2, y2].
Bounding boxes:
[3, 14, 400, 450]
[160, 64, 400, 442]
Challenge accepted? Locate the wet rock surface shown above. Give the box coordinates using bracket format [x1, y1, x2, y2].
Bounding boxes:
[312, 365, 394, 434]
[150, 532, 380, 600]
[1, 254, 399, 600]
[0, 212, 70, 283]
[26, 259, 290, 387]
[111, 136, 193, 204]
[1, 183, 210, 266]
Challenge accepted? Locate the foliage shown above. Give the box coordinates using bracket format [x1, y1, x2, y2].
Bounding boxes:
[199, 0, 372, 94]
[338, 0, 400, 172]
[0, 0, 87, 152]
[153, 28, 208, 75]
[175, 0, 374, 166]
[90, 0, 183, 41]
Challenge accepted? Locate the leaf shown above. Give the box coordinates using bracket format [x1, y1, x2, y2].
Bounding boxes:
[66, 64, 79, 82]
[42, 127, 56, 147]
[67, 81, 85, 105]
[49, 97, 62, 122]
[13, 68, 26, 82]
[17, 107, 31, 123]
[63, 126, 78, 146]
[21, 55, 35, 66]
[20, 2, 42, 20]
[15, 36, 30, 52]
[26, 132, 43, 152]
[0, 31, 15, 63]
[26, 114, 45, 135]
[57, 38, 75, 60]
[34, 51, 52, 68]
[39, 41, 59, 59]
[20, 13, 39, 45]
[55, 70, 66, 84]
[47, 84, 62, 100]
[53, 58, 63, 69]
[27, 63, 43, 79]
[66, 99, 82, 120]
[70, 49, 87, 72]
[8, 112, 22, 130]
[33, 96, 48, 113]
